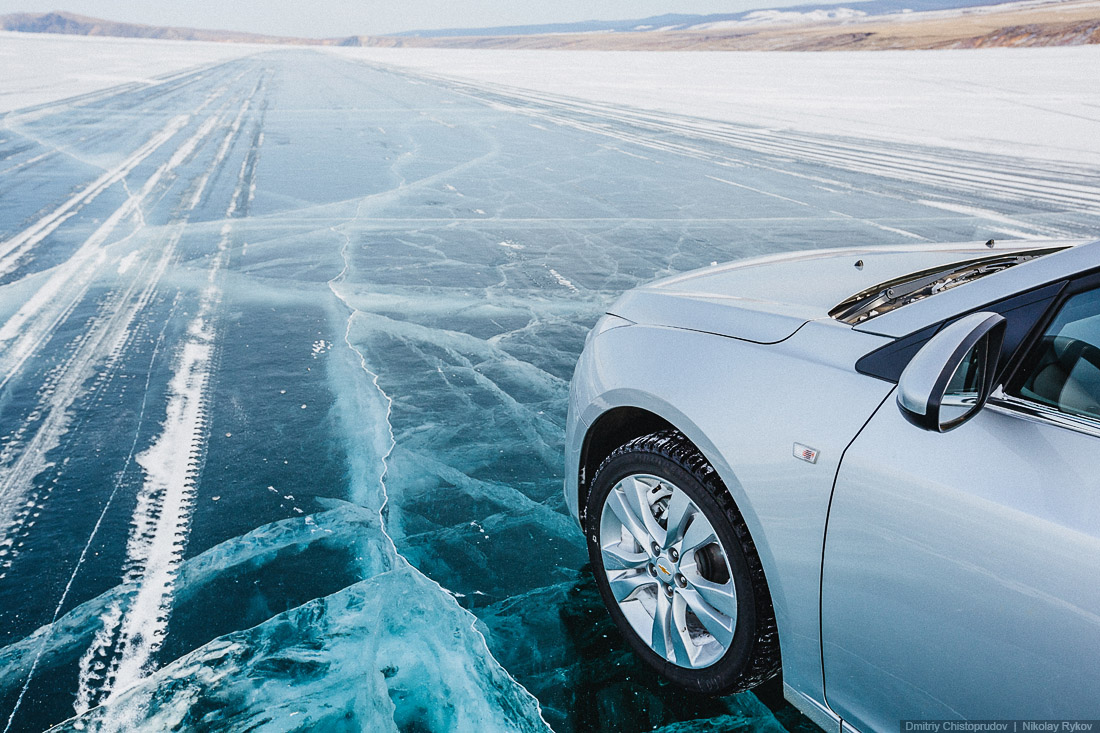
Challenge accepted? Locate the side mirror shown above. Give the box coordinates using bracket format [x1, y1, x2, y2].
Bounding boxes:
[897, 312, 1006, 432]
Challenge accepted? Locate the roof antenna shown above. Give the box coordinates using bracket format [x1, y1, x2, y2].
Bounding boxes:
[854, 259, 864, 269]
[985, 239, 995, 248]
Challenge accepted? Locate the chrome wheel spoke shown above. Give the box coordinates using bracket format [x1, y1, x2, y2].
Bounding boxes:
[681, 586, 735, 647]
[663, 488, 693, 547]
[601, 543, 649, 571]
[651, 589, 674, 661]
[669, 595, 695, 666]
[609, 570, 656, 602]
[680, 513, 718, 554]
[621, 475, 667, 547]
[605, 489, 652, 550]
[686, 575, 736, 616]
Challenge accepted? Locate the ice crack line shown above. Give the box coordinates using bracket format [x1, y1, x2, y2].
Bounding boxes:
[324, 225, 551, 730]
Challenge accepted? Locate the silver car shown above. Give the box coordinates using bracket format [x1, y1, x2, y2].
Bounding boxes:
[564, 239, 1100, 729]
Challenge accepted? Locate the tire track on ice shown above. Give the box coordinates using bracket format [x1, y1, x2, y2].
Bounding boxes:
[0, 74, 261, 612]
[0, 65, 261, 726]
[0, 116, 188, 276]
[0, 73, 247, 279]
[0, 78, 243, 396]
[72, 81, 264, 716]
[0, 113, 227, 555]
[0, 59, 247, 128]
[0, 149, 55, 178]
[0, 68, 259, 589]
[0, 306, 173, 733]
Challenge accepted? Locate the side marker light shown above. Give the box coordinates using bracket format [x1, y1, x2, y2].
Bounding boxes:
[793, 443, 819, 464]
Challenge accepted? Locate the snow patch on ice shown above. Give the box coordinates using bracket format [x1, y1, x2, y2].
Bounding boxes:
[548, 268, 579, 293]
[115, 252, 139, 275]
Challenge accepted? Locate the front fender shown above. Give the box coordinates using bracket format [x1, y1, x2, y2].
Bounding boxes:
[566, 321, 894, 709]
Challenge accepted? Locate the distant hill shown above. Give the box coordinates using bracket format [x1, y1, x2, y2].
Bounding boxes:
[378, 0, 1100, 50]
[0, 10, 360, 45]
[3, 2, 1099, 51]
[393, 0, 1022, 37]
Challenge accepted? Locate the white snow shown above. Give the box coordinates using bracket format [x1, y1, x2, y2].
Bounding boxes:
[0, 31, 258, 114]
[333, 45, 1100, 167]
[688, 7, 868, 29]
[548, 268, 580, 293]
[4, 31, 1097, 167]
[116, 252, 139, 274]
[876, 0, 1100, 23]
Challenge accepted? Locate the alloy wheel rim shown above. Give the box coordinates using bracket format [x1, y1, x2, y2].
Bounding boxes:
[598, 473, 737, 669]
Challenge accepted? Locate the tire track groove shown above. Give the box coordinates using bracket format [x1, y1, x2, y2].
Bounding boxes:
[72, 73, 265, 716]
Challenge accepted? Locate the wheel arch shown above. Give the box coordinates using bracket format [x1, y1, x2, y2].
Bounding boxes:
[578, 406, 675, 520]
[575, 393, 761, 558]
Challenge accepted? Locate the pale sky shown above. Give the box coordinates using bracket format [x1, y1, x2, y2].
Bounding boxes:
[0, 0, 855, 37]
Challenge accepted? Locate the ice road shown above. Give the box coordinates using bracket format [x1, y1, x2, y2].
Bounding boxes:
[0, 42, 1098, 733]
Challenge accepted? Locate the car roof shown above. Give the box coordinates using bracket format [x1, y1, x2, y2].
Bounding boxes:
[852, 239, 1099, 338]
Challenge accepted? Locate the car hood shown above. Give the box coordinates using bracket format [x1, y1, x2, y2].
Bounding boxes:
[606, 242, 1053, 343]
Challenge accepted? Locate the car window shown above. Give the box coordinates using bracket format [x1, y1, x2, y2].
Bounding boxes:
[1009, 287, 1100, 422]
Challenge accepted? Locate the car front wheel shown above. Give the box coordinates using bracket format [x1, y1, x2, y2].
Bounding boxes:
[585, 429, 780, 694]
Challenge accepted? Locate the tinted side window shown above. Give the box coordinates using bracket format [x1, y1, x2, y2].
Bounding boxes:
[1009, 287, 1100, 421]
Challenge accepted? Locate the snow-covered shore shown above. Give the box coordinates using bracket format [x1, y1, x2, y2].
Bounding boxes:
[5, 31, 1097, 168]
[333, 45, 1100, 167]
[0, 31, 257, 113]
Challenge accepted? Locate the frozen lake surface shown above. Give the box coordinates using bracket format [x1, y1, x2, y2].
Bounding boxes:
[0, 35, 1098, 732]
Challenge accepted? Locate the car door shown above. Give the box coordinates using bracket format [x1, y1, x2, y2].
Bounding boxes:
[820, 280, 1100, 730]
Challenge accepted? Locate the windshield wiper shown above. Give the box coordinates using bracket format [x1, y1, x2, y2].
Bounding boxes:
[830, 249, 1062, 325]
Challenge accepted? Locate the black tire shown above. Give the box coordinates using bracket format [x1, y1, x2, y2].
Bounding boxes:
[584, 429, 780, 695]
